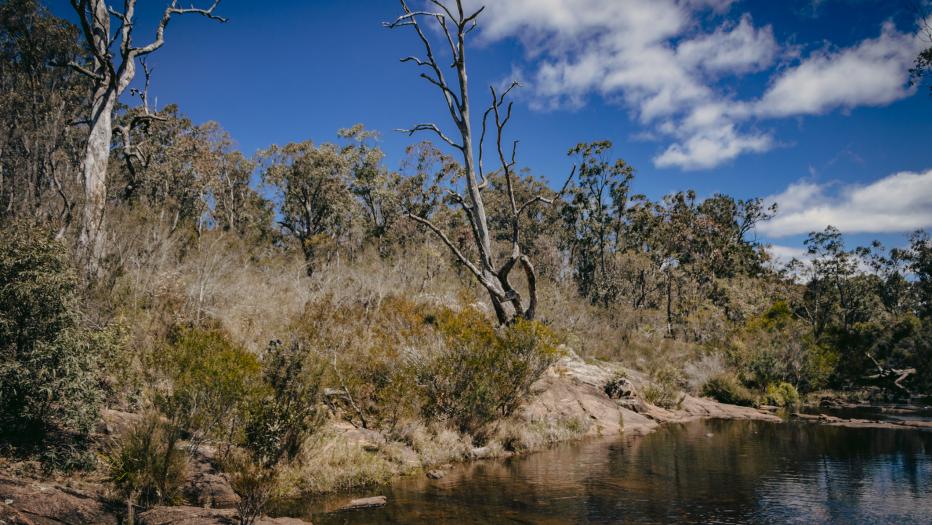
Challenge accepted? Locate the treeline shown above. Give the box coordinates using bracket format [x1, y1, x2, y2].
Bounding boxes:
[1, 0, 931, 520]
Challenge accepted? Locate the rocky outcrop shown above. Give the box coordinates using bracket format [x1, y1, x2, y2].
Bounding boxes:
[0, 476, 119, 525]
[522, 350, 780, 440]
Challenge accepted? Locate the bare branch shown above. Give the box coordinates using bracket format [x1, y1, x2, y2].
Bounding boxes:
[516, 164, 576, 217]
[386, 1, 462, 125]
[133, 0, 226, 57]
[396, 123, 463, 150]
[64, 61, 104, 81]
[463, 5, 485, 26]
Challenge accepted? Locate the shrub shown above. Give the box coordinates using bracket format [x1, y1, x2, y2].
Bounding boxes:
[418, 309, 562, 435]
[242, 339, 326, 466]
[152, 327, 261, 450]
[0, 222, 102, 467]
[224, 449, 281, 525]
[701, 373, 757, 407]
[642, 364, 686, 409]
[105, 413, 188, 508]
[763, 382, 800, 407]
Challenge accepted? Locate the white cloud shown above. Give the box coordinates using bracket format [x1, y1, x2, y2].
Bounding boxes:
[677, 15, 778, 75]
[460, 1, 924, 170]
[756, 21, 922, 117]
[654, 123, 772, 169]
[758, 169, 932, 237]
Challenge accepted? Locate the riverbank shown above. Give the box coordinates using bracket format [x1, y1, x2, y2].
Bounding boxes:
[0, 350, 785, 524]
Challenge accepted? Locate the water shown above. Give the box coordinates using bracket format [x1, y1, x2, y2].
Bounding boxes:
[301, 419, 932, 524]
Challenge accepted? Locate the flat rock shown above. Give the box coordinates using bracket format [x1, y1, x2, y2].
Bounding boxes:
[337, 496, 387, 511]
[0, 477, 119, 525]
[138, 506, 311, 525]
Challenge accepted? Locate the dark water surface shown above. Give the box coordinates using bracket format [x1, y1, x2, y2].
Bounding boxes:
[305, 419, 932, 524]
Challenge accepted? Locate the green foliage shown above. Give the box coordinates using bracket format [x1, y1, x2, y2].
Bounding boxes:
[0, 222, 102, 466]
[105, 413, 188, 507]
[419, 309, 562, 435]
[153, 327, 261, 449]
[729, 300, 837, 392]
[701, 373, 757, 407]
[242, 339, 326, 467]
[763, 382, 800, 407]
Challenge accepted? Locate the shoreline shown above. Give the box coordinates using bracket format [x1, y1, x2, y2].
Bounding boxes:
[3, 351, 928, 525]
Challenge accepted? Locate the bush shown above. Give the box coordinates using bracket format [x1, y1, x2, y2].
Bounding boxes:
[642, 364, 686, 409]
[701, 373, 757, 407]
[0, 222, 102, 466]
[242, 339, 325, 466]
[763, 382, 800, 407]
[418, 309, 562, 435]
[152, 327, 261, 450]
[224, 449, 281, 525]
[105, 413, 188, 508]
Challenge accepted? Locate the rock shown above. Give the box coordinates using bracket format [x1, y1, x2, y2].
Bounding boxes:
[469, 446, 494, 459]
[426, 469, 446, 480]
[98, 408, 143, 436]
[0, 476, 119, 525]
[337, 496, 387, 511]
[138, 506, 311, 525]
[604, 376, 636, 399]
[184, 447, 240, 509]
[0, 502, 36, 525]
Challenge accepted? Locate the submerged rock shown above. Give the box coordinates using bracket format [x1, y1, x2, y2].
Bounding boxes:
[138, 506, 311, 525]
[337, 496, 387, 511]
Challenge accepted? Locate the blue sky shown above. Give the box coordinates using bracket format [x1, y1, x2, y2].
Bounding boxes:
[52, 0, 932, 257]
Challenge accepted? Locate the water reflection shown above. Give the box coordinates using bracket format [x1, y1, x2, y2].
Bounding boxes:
[306, 420, 932, 524]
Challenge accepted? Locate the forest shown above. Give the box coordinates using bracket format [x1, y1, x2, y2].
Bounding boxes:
[1, 1, 931, 524]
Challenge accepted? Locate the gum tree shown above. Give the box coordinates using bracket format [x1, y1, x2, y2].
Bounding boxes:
[68, 0, 225, 274]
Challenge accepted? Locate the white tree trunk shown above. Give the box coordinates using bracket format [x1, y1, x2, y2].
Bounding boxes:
[78, 91, 115, 275]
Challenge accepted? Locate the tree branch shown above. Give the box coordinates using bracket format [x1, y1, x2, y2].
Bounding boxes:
[396, 123, 462, 150]
[408, 212, 484, 280]
[133, 0, 226, 57]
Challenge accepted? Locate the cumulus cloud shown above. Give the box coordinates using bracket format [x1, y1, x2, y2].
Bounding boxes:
[756, 21, 922, 117]
[677, 14, 778, 75]
[758, 169, 932, 237]
[654, 123, 772, 169]
[461, 0, 923, 170]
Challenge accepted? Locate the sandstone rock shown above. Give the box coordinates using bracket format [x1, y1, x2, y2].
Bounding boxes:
[0, 477, 119, 525]
[337, 496, 386, 511]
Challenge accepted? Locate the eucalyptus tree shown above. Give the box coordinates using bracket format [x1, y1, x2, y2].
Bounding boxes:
[386, 0, 573, 325]
[0, 0, 87, 234]
[259, 141, 355, 276]
[67, 0, 225, 274]
[560, 141, 634, 303]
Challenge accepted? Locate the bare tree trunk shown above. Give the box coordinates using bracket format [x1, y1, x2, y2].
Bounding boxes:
[388, 1, 572, 325]
[78, 91, 115, 273]
[69, 0, 225, 275]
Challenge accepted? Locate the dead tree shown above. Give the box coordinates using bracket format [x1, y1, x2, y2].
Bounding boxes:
[68, 0, 225, 275]
[386, 0, 573, 325]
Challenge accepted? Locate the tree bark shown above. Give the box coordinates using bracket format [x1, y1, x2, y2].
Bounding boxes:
[78, 91, 115, 274]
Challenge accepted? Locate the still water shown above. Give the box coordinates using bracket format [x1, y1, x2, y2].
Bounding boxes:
[307, 419, 932, 524]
